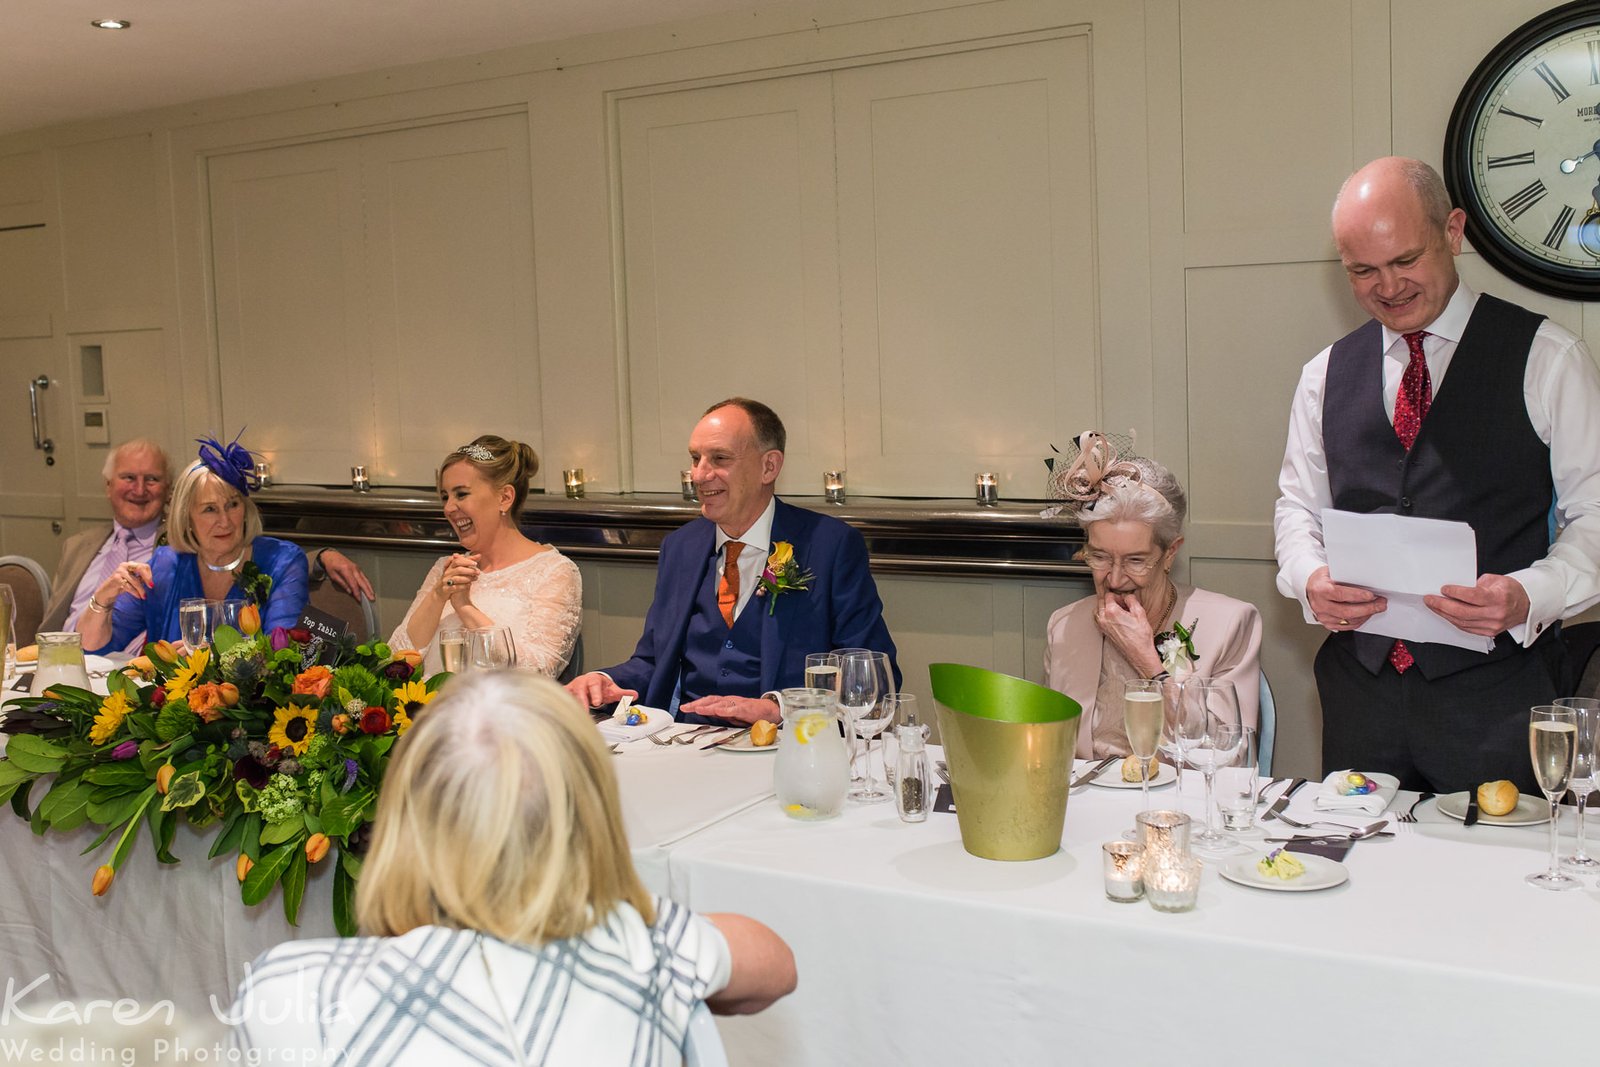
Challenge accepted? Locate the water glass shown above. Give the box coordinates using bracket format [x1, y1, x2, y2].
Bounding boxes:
[213, 598, 246, 635]
[468, 626, 518, 670]
[1556, 696, 1600, 871]
[804, 652, 841, 696]
[1215, 727, 1260, 834]
[179, 598, 210, 650]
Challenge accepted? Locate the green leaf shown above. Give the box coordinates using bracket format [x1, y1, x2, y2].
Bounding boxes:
[213, 625, 243, 654]
[317, 789, 371, 838]
[241, 812, 263, 862]
[4, 735, 69, 773]
[338, 849, 363, 881]
[208, 811, 246, 860]
[281, 849, 307, 926]
[88, 790, 147, 828]
[240, 842, 295, 906]
[150, 806, 178, 864]
[38, 779, 94, 832]
[0, 759, 40, 789]
[159, 771, 206, 811]
[78, 820, 119, 856]
[259, 815, 306, 847]
[9, 779, 34, 818]
[84, 762, 152, 787]
[332, 856, 356, 937]
[105, 669, 132, 698]
[108, 788, 157, 871]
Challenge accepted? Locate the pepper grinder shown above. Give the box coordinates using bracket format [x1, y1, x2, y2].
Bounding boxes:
[894, 724, 930, 822]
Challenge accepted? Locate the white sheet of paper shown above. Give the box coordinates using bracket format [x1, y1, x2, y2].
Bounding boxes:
[1321, 509, 1495, 653]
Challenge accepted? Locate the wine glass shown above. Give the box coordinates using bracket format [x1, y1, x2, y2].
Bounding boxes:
[848, 690, 893, 803]
[832, 647, 873, 785]
[1556, 696, 1600, 871]
[0, 584, 14, 687]
[1528, 704, 1580, 890]
[179, 598, 210, 652]
[213, 598, 245, 635]
[838, 650, 888, 799]
[1123, 678, 1165, 818]
[468, 626, 518, 670]
[1177, 678, 1243, 849]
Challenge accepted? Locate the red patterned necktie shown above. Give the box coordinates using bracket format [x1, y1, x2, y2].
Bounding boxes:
[1389, 331, 1432, 674]
[718, 541, 743, 628]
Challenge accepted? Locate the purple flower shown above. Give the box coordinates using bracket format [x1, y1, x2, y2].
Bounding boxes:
[233, 755, 270, 790]
[269, 627, 291, 651]
[110, 741, 138, 761]
[342, 758, 359, 792]
[383, 661, 414, 682]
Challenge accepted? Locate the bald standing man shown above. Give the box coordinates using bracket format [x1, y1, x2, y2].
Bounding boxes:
[1275, 156, 1600, 794]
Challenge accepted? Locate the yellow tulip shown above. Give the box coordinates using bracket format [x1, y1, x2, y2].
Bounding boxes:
[237, 854, 254, 882]
[304, 833, 331, 864]
[238, 604, 261, 636]
[155, 765, 175, 794]
[92, 865, 115, 896]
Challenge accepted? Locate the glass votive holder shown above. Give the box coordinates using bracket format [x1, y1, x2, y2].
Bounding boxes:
[350, 465, 370, 493]
[255, 461, 273, 488]
[1143, 855, 1202, 913]
[564, 469, 585, 499]
[1101, 841, 1145, 902]
[681, 470, 698, 501]
[823, 470, 846, 505]
[975, 472, 999, 506]
[1135, 809, 1191, 864]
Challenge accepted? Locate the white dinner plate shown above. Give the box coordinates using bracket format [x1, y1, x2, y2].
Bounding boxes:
[1435, 791, 1550, 826]
[596, 705, 672, 744]
[709, 730, 778, 753]
[1089, 762, 1177, 789]
[1219, 852, 1349, 893]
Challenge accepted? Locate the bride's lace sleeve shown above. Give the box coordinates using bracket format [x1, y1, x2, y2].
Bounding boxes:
[388, 556, 448, 653]
[507, 553, 583, 676]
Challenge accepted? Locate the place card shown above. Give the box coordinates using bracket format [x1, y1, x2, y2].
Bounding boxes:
[1284, 837, 1353, 862]
[295, 606, 350, 666]
[933, 783, 957, 814]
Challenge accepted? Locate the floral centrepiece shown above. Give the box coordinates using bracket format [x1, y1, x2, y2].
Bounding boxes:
[755, 541, 813, 615]
[1155, 619, 1200, 677]
[0, 627, 448, 934]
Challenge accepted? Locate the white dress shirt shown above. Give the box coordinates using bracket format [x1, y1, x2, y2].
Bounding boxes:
[714, 496, 777, 621]
[1275, 282, 1600, 645]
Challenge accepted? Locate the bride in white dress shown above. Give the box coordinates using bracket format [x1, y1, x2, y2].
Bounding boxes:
[390, 435, 581, 676]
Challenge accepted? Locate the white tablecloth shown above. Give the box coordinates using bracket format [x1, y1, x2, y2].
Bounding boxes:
[663, 759, 1600, 1064]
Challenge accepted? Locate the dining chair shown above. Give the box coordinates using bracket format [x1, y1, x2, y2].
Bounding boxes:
[682, 1001, 728, 1067]
[1561, 620, 1600, 700]
[305, 575, 378, 641]
[0, 555, 51, 645]
[1257, 670, 1277, 777]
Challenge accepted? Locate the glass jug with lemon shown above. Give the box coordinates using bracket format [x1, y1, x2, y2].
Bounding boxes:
[774, 687, 849, 820]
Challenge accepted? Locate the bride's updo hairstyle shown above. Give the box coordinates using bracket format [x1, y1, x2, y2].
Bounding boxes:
[438, 435, 540, 521]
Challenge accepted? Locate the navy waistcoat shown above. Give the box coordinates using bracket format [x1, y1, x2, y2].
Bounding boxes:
[678, 556, 764, 716]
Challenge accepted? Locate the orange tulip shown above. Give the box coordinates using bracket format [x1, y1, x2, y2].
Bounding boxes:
[237, 854, 254, 882]
[92, 865, 115, 896]
[218, 683, 240, 706]
[150, 640, 177, 662]
[238, 604, 261, 636]
[331, 713, 350, 735]
[155, 765, 175, 794]
[394, 649, 424, 670]
[304, 833, 331, 864]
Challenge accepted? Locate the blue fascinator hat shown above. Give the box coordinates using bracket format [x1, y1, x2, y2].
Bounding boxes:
[196, 431, 260, 496]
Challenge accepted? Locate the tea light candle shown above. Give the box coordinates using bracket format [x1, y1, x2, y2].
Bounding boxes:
[1143, 855, 1202, 913]
[255, 461, 273, 489]
[564, 469, 585, 499]
[1101, 841, 1145, 902]
[681, 470, 698, 501]
[1135, 809, 1191, 863]
[975, 472, 999, 506]
[823, 470, 847, 505]
[350, 465, 370, 493]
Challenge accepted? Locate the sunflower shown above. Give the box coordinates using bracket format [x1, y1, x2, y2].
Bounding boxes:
[165, 647, 210, 701]
[268, 705, 317, 756]
[392, 680, 433, 737]
[89, 690, 135, 745]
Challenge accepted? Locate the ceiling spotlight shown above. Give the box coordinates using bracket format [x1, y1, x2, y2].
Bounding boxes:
[90, 18, 131, 29]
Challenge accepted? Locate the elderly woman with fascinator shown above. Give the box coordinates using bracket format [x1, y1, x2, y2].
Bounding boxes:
[1043, 432, 1263, 758]
[78, 434, 309, 654]
[390, 435, 582, 676]
[229, 671, 796, 1064]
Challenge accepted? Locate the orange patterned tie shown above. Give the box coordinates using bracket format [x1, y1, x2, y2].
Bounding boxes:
[1389, 331, 1432, 675]
[718, 541, 744, 628]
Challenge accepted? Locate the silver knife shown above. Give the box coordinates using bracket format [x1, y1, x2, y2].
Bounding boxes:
[700, 727, 752, 750]
[1070, 755, 1118, 789]
[1261, 776, 1308, 821]
[1464, 786, 1480, 827]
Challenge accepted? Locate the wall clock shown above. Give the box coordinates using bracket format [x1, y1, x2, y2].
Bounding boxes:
[1443, 0, 1600, 299]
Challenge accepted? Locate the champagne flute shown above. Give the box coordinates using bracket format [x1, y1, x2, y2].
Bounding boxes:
[1178, 679, 1243, 849]
[1123, 678, 1164, 818]
[179, 598, 210, 652]
[438, 627, 467, 673]
[1528, 704, 1580, 891]
[1556, 696, 1600, 871]
[468, 626, 518, 670]
[0, 584, 14, 687]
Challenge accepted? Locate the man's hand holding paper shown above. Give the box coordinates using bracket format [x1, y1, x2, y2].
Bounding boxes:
[1320, 509, 1496, 653]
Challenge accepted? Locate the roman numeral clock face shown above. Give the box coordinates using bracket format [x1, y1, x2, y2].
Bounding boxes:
[1444, 2, 1600, 299]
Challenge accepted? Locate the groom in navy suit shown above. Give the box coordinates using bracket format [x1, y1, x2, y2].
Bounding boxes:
[567, 397, 899, 726]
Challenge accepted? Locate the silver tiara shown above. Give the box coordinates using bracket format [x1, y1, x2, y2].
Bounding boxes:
[454, 444, 495, 462]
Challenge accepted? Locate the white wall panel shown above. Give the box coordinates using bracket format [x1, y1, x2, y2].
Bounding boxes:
[57, 134, 162, 313]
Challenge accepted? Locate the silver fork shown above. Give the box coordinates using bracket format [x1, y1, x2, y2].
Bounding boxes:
[673, 725, 719, 745]
[647, 731, 675, 746]
[1394, 790, 1435, 823]
[1269, 809, 1369, 832]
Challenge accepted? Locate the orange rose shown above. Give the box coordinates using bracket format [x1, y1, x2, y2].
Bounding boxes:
[238, 603, 261, 636]
[291, 666, 333, 700]
[92, 865, 115, 896]
[188, 683, 227, 724]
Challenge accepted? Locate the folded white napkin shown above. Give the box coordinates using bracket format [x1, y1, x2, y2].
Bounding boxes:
[596, 705, 673, 744]
[1313, 769, 1400, 817]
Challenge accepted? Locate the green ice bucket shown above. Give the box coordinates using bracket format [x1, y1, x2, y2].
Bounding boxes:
[929, 663, 1081, 861]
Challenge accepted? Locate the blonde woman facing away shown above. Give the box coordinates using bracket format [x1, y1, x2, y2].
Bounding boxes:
[390, 435, 581, 676]
[228, 671, 796, 1065]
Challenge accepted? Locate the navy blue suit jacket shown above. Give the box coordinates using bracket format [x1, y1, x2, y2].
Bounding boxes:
[600, 498, 899, 713]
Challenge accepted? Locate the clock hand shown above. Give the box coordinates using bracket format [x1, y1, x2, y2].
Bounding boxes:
[1561, 139, 1600, 174]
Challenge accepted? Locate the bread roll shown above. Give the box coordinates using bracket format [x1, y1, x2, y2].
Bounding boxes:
[14, 644, 37, 664]
[750, 720, 778, 747]
[1121, 754, 1152, 782]
[1477, 779, 1518, 817]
